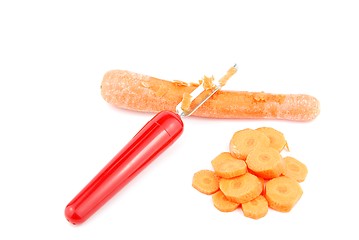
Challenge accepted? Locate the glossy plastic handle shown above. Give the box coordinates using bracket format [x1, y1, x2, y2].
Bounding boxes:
[65, 111, 184, 225]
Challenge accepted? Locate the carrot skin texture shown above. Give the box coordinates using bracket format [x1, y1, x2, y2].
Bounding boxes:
[101, 70, 320, 121]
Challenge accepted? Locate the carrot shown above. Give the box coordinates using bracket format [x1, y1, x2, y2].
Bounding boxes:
[219, 173, 262, 204]
[282, 156, 308, 182]
[258, 177, 266, 195]
[101, 70, 320, 121]
[265, 176, 303, 212]
[229, 129, 270, 160]
[192, 170, 219, 195]
[202, 75, 215, 90]
[211, 152, 247, 178]
[256, 127, 288, 152]
[180, 92, 192, 112]
[212, 190, 240, 212]
[241, 195, 269, 219]
[246, 147, 285, 179]
[193, 126, 307, 219]
[218, 66, 238, 86]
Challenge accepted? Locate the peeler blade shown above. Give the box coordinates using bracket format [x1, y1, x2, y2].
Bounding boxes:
[175, 64, 238, 117]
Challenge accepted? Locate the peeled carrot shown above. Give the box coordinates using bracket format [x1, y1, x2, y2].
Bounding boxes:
[212, 190, 240, 212]
[192, 170, 219, 195]
[241, 195, 269, 220]
[219, 173, 262, 204]
[229, 128, 270, 160]
[265, 176, 303, 212]
[211, 152, 247, 178]
[246, 147, 285, 179]
[282, 156, 308, 182]
[101, 70, 320, 121]
[256, 127, 288, 152]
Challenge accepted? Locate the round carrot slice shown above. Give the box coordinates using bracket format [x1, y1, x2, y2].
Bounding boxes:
[242, 195, 269, 220]
[256, 127, 288, 152]
[282, 156, 308, 182]
[246, 147, 285, 179]
[192, 170, 219, 195]
[212, 190, 240, 212]
[219, 172, 262, 204]
[211, 152, 247, 178]
[229, 129, 270, 160]
[265, 176, 303, 212]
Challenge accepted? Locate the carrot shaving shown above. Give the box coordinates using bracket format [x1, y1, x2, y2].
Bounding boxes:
[219, 66, 238, 86]
[180, 92, 192, 112]
[202, 75, 215, 90]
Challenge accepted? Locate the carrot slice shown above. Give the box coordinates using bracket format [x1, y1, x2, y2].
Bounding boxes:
[219, 173, 262, 204]
[246, 147, 285, 179]
[192, 170, 219, 195]
[211, 152, 247, 178]
[191, 127, 308, 219]
[282, 156, 308, 182]
[265, 176, 303, 212]
[258, 177, 266, 195]
[256, 127, 288, 152]
[212, 190, 240, 212]
[241, 195, 269, 219]
[229, 129, 270, 160]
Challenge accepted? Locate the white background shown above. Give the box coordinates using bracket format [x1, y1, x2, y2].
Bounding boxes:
[1, 0, 358, 239]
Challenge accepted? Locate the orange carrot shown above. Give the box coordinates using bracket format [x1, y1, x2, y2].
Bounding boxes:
[246, 147, 285, 179]
[101, 70, 320, 121]
[229, 128, 270, 160]
[241, 195, 269, 219]
[218, 66, 238, 86]
[192, 170, 219, 195]
[180, 92, 192, 112]
[282, 156, 308, 182]
[211, 152, 247, 178]
[219, 173, 262, 204]
[202, 75, 215, 90]
[256, 127, 288, 152]
[212, 190, 240, 212]
[192, 126, 308, 219]
[265, 176, 303, 212]
[258, 177, 266, 195]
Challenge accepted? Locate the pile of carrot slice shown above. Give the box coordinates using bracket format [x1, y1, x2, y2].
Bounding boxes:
[192, 127, 308, 219]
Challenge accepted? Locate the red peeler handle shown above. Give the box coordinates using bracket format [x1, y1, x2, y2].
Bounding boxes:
[65, 111, 184, 225]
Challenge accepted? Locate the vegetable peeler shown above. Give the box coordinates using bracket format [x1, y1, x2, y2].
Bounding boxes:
[65, 65, 238, 225]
